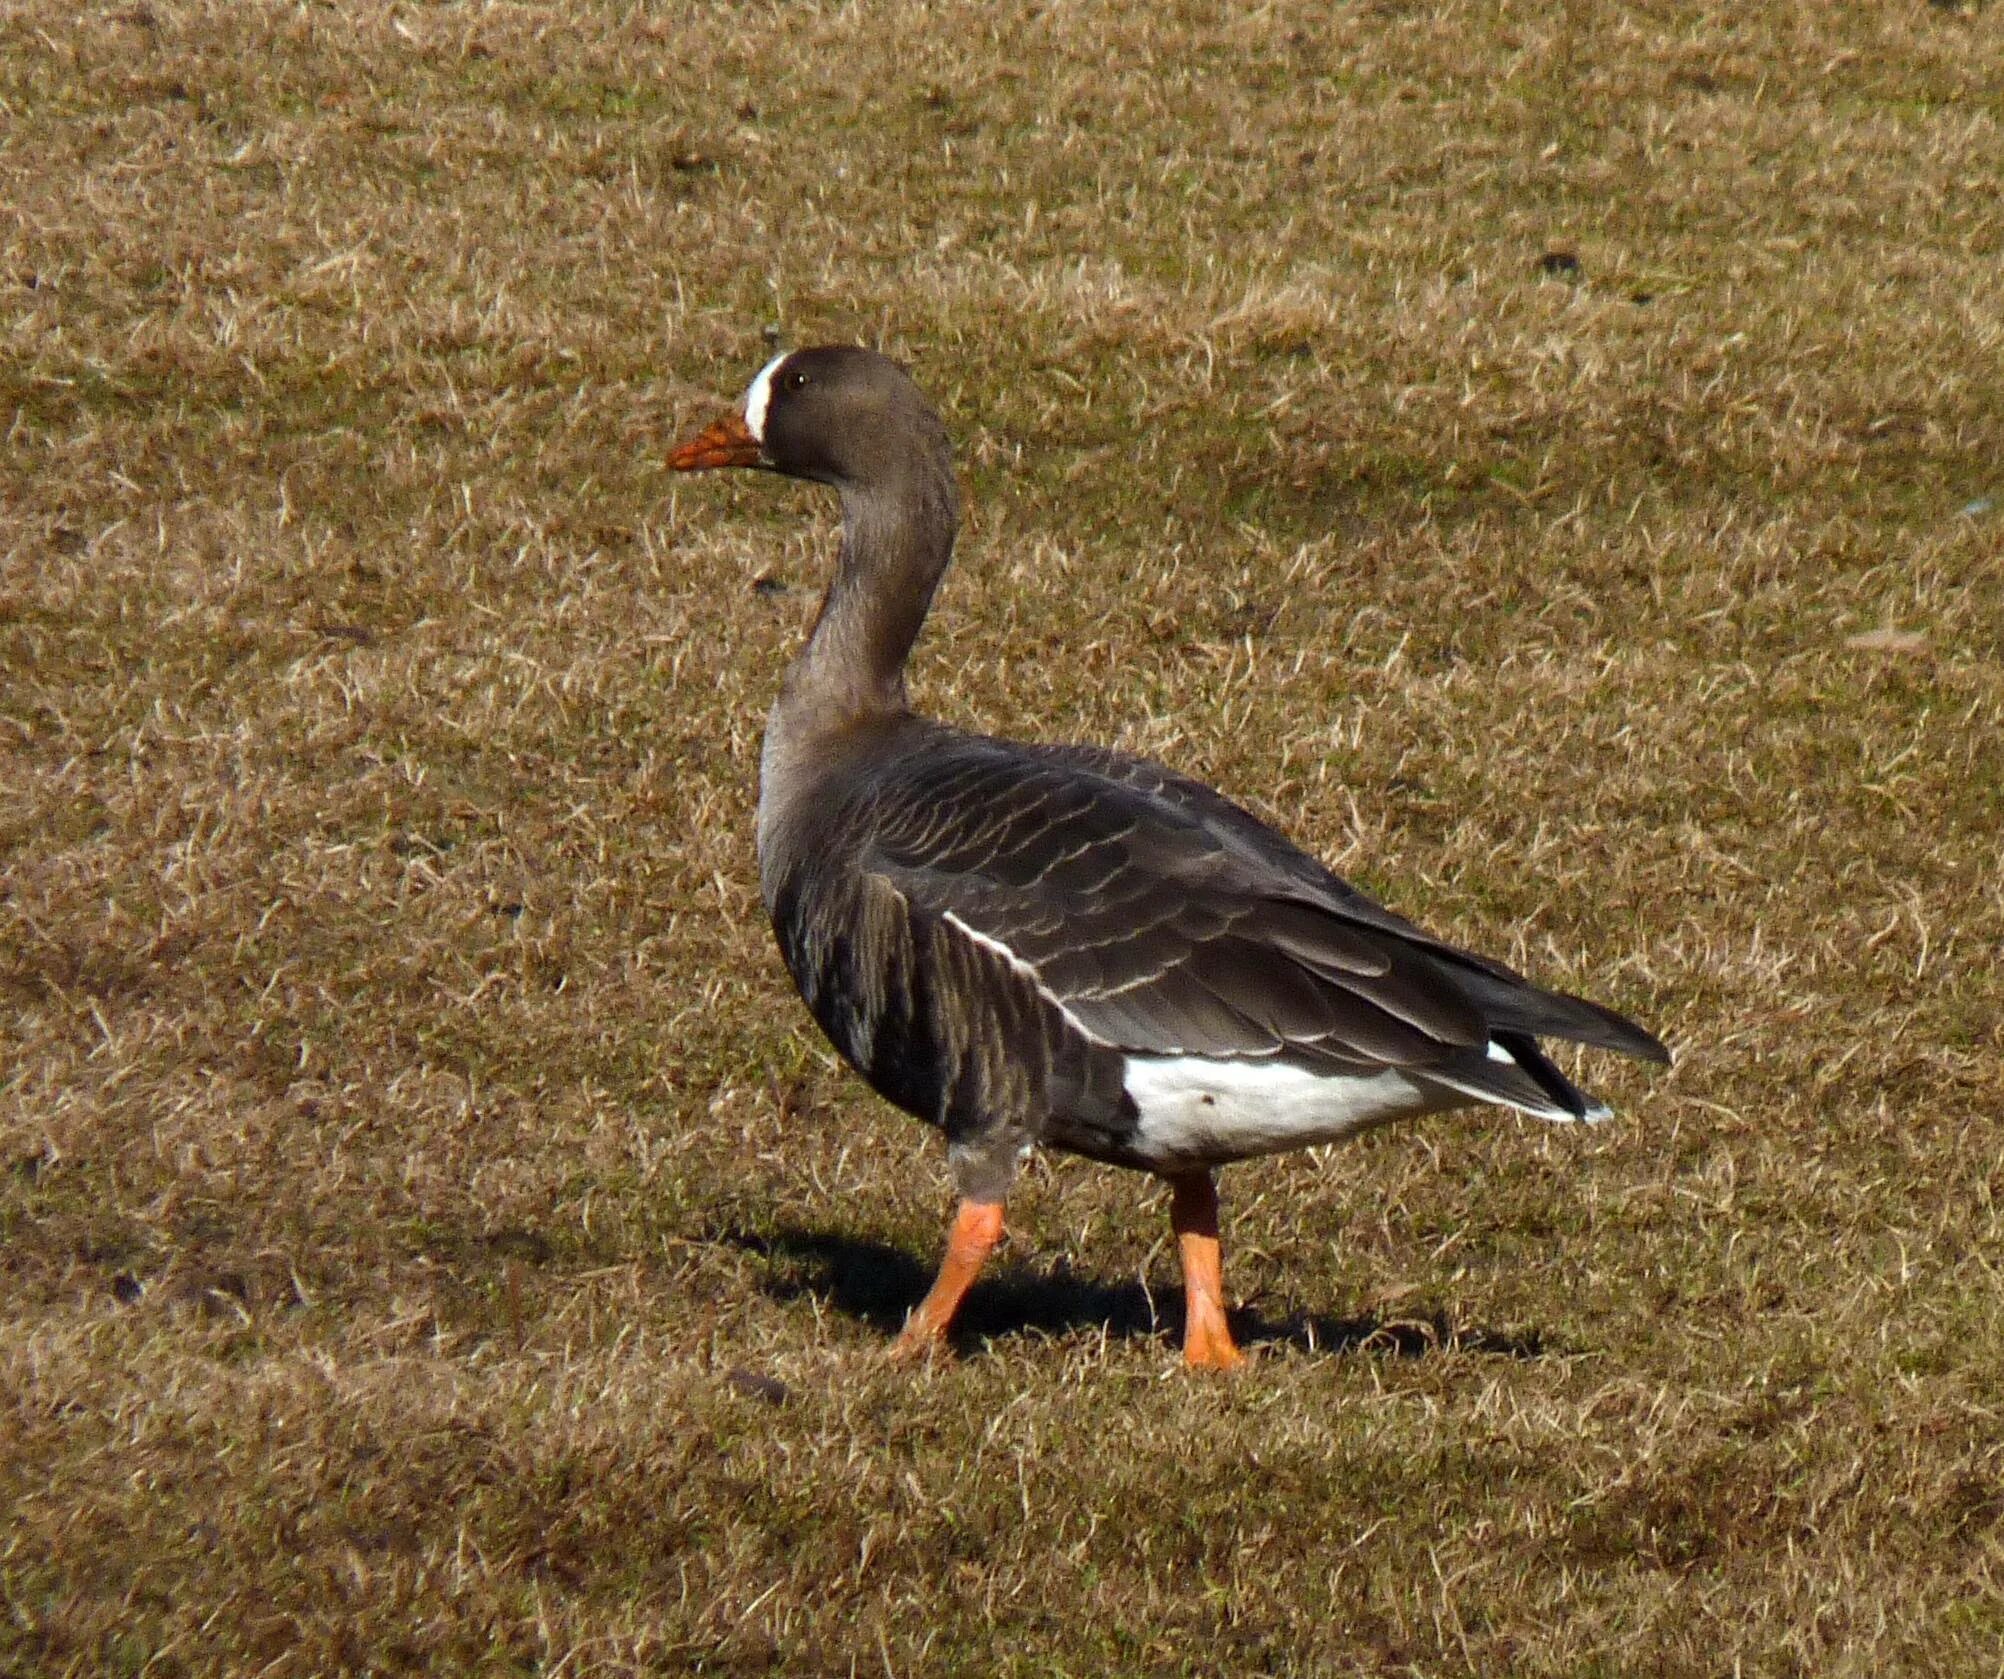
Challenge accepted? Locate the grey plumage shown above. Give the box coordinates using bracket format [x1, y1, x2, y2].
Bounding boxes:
[761, 714, 1666, 1195]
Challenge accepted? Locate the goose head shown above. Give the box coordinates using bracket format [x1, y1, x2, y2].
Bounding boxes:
[668, 345, 962, 723]
[668, 345, 950, 493]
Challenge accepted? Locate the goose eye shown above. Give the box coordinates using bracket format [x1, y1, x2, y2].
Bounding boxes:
[785, 368, 810, 392]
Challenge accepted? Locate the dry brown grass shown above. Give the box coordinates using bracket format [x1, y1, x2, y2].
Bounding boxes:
[4, 2, 2003, 1673]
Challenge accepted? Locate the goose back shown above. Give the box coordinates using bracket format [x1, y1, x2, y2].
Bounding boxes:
[758, 713, 1667, 1191]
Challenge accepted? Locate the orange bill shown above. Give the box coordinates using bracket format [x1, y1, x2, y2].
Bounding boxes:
[668, 413, 763, 471]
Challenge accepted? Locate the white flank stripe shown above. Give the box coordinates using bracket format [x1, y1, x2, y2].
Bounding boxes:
[743, 351, 789, 444]
[937, 921, 1612, 1153]
[1122, 1055, 1448, 1167]
[939, 911, 1111, 1046]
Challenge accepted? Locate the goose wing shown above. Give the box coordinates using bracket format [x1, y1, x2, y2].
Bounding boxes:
[859, 736, 1664, 1110]
[1031, 741, 1671, 1065]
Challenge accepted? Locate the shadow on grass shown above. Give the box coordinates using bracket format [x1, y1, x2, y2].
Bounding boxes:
[728, 1226, 1551, 1361]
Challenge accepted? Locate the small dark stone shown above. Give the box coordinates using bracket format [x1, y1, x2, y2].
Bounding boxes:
[751, 573, 789, 598]
[726, 1367, 790, 1406]
[173, 1274, 250, 1319]
[1537, 250, 1582, 278]
[112, 1272, 143, 1305]
[486, 1228, 554, 1265]
[1630, 290, 1655, 305]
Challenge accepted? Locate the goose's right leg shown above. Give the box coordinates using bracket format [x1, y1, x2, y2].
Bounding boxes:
[890, 1198, 1005, 1359]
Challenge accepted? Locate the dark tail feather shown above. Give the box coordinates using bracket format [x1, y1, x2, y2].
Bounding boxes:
[1494, 1031, 1604, 1121]
[1423, 1035, 1606, 1123]
[1442, 962, 1672, 1065]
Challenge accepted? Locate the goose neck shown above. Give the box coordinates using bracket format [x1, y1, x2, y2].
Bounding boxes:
[781, 459, 959, 723]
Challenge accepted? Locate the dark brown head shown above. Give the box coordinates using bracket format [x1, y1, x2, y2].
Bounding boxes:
[668, 346, 950, 493]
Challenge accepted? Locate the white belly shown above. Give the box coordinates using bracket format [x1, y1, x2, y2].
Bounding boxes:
[1120, 1054, 1461, 1168]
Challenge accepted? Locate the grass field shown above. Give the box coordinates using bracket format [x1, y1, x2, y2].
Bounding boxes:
[4, 2, 2003, 1673]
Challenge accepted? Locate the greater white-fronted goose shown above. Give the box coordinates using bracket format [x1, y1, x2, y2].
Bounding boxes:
[670, 345, 1669, 1369]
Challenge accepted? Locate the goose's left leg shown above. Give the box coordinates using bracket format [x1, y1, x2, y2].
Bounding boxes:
[891, 1198, 1005, 1359]
[1169, 1171, 1244, 1370]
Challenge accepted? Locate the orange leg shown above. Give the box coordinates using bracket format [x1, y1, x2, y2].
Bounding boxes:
[1170, 1172, 1244, 1370]
[891, 1198, 1005, 1359]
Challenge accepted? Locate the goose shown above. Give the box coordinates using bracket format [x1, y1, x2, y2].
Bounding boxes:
[669, 345, 1669, 1369]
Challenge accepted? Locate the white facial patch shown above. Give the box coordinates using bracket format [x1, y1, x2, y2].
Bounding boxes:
[743, 351, 790, 444]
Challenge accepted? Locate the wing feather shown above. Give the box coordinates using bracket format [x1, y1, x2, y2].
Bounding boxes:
[861, 735, 1618, 1078]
